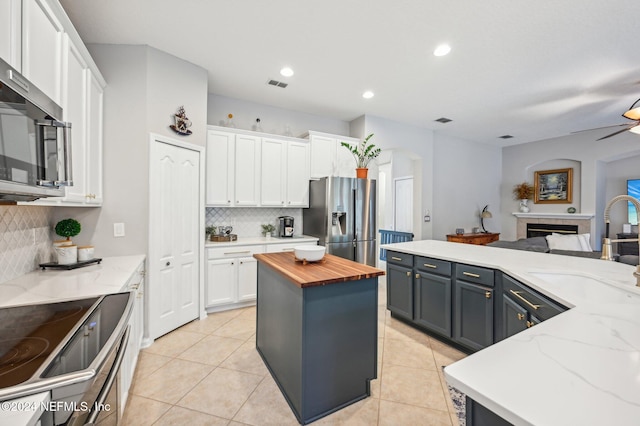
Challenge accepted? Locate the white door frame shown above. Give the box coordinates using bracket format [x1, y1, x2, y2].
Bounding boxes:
[147, 133, 206, 341]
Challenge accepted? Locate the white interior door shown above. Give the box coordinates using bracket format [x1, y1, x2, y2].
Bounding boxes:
[150, 136, 202, 339]
[394, 177, 413, 233]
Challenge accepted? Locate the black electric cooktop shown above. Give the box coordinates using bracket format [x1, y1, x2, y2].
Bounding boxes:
[0, 297, 99, 389]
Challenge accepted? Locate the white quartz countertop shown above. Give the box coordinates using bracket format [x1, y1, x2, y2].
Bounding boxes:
[0, 255, 146, 308]
[382, 240, 640, 426]
[205, 235, 318, 248]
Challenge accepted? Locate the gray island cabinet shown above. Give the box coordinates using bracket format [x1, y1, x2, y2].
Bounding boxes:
[254, 251, 385, 424]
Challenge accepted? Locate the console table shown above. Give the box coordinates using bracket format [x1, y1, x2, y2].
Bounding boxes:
[446, 232, 499, 245]
[616, 233, 639, 256]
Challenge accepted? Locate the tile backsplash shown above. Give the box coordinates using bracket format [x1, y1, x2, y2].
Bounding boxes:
[206, 207, 303, 237]
[0, 206, 55, 284]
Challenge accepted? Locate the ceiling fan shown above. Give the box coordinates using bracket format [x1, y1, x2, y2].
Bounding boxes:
[594, 98, 640, 140]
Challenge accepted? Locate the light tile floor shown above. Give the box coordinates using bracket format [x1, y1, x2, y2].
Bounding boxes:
[123, 278, 467, 425]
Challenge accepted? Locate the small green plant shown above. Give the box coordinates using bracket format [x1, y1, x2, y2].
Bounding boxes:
[55, 218, 81, 240]
[205, 225, 216, 236]
[261, 224, 276, 237]
[340, 133, 381, 168]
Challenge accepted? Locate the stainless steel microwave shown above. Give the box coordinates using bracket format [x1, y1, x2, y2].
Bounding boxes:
[0, 57, 72, 202]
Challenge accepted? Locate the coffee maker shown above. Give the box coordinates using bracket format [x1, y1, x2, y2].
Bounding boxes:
[278, 216, 294, 237]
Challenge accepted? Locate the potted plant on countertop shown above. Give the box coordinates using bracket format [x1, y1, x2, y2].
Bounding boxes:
[54, 218, 81, 264]
[206, 225, 216, 241]
[261, 224, 276, 238]
[340, 133, 381, 179]
[513, 182, 534, 213]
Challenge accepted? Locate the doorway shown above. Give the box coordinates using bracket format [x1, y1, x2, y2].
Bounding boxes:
[148, 134, 204, 340]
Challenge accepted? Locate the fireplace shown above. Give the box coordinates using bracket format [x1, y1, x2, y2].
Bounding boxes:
[526, 223, 578, 238]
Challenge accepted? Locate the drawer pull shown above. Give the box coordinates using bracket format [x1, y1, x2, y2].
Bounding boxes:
[517, 313, 525, 321]
[509, 290, 541, 310]
[526, 321, 535, 328]
[391, 256, 403, 261]
[463, 271, 480, 278]
[406, 271, 411, 277]
[281, 248, 295, 252]
[423, 263, 437, 269]
[485, 291, 492, 299]
[224, 250, 251, 255]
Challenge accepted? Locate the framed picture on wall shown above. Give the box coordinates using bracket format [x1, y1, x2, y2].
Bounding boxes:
[534, 168, 573, 203]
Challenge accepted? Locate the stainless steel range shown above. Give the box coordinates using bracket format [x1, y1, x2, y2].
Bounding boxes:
[0, 292, 134, 425]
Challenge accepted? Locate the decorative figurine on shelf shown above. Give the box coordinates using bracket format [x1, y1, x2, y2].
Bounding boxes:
[224, 113, 236, 128]
[170, 106, 192, 135]
[253, 118, 263, 132]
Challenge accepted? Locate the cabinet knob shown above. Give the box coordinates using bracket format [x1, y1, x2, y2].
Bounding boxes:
[517, 313, 525, 321]
[406, 271, 411, 277]
[485, 291, 491, 299]
[526, 321, 535, 328]
[166, 261, 170, 266]
[415, 273, 420, 279]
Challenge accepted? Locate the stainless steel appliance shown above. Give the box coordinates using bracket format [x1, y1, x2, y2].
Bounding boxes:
[278, 216, 294, 237]
[303, 177, 377, 266]
[0, 57, 73, 202]
[0, 292, 134, 425]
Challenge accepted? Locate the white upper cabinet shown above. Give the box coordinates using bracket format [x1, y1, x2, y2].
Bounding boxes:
[0, 0, 22, 70]
[206, 126, 310, 208]
[234, 134, 261, 206]
[206, 130, 234, 206]
[286, 141, 310, 207]
[22, 0, 63, 105]
[85, 71, 103, 204]
[307, 131, 358, 178]
[260, 138, 286, 207]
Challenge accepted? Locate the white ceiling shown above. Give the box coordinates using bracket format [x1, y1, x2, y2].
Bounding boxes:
[60, 0, 640, 146]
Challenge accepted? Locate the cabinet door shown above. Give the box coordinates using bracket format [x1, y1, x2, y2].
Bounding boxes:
[237, 256, 257, 301]
[387, 263, 413, 320]
[206, 258, 236, 306]
[0, 0, 21, 70]
[286, 141, 310, 207]
[260, 138, 286, 206]
[206, 130, 234, 206]
[234, 134, 260, 206]
[454, 281, 494, 351]
[501, 294, 528, 340]
[85, 71, 103, 204]
[414, 271, 452, 337]
[310, 135, 336, 178]
[22, 0, 63, 104]
[61, 35, 88, 202]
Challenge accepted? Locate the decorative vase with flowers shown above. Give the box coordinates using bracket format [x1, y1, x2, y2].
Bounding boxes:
[340, 133, 381, 179]
[513, 182, 534, 213]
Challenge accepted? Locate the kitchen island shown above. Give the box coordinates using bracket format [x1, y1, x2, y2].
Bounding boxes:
[382, 240, 640, 426]
[253, 251, 384, 425]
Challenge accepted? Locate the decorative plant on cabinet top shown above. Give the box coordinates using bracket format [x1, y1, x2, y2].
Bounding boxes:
[341, 133, 381, 178]
[55, 218, 81, 241]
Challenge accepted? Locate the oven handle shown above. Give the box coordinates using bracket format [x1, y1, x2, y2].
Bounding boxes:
[85, 325, 130, 426]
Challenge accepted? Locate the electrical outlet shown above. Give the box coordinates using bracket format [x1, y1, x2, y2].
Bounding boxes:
[424, 210, 431, 222]
[114, 223, 125, 237]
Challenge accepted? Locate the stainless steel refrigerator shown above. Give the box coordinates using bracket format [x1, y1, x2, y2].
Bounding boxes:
[303, 177, 377, 266]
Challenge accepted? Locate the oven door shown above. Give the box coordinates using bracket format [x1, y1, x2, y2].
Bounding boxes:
[64, 326, 129, 426]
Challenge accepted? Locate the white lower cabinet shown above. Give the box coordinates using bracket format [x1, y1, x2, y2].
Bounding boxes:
[206, 245, 263, 310]
[118, 259, 145, 417]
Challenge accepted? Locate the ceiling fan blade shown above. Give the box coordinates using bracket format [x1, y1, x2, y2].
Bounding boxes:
[571, 123, 629, 134]
[596, 126, 633, 141]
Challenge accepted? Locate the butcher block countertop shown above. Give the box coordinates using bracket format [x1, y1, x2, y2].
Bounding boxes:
[253, 252, 385, 288]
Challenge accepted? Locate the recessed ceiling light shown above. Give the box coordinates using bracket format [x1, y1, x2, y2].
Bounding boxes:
[433, 44, 451, 57]
[362, 91, 374, 99]
[280, 67, 294, 77]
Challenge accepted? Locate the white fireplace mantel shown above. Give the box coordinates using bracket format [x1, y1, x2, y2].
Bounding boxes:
[512, 212, 595, 220]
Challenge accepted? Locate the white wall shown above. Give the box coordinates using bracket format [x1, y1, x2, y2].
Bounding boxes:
[54, 44, 208, 257]
[208, 94, 349, 137]
[502, 130, 640, 243]
[433, 134, 502, 240]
